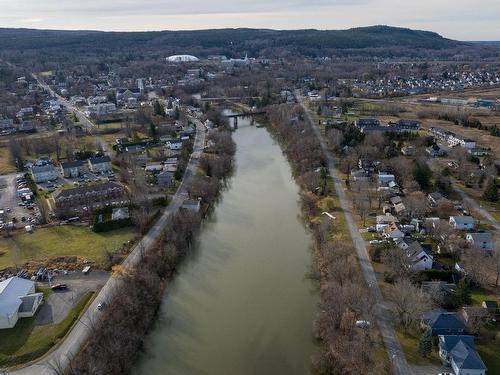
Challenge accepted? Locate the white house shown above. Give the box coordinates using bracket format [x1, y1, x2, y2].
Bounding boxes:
[30, 164, 58, 183]
[0, 277, 43, 329]
[407, 242, 434, 271]
[465, 232, 493, 251]
[88, 156, 112, 173]
[168, 140, 183, 151]
[449, 216, 475, 230]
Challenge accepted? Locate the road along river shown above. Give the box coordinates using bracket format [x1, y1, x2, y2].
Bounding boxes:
[135, 116, 318, 375]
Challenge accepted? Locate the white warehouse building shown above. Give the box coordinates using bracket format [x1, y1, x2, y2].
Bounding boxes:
[0, 277, 43, 329]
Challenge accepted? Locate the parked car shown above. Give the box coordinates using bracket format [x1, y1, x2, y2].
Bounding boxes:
[51, 283, 67, 290]
[367, 226, 376, 233]
[355, 320, 371, 328]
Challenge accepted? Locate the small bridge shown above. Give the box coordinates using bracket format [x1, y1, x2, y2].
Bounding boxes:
[224, 111, 266, 129]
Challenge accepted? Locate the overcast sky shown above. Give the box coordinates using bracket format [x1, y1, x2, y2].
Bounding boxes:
[0, 0, 499, 41]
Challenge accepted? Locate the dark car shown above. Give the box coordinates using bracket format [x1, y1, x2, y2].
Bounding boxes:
[51, 283, 68, 290]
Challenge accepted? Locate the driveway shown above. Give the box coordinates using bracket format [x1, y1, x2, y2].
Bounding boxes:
[36, 271, 109, 326]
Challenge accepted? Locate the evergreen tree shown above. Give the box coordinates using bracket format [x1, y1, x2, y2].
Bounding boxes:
[482, 178, 498, 202]
[454, 278, 472, 307]
[153, 100, 165, 117]
[149, 123, 157, 140]
[418, 329, 433, 357]
[413, 162, 432, 190]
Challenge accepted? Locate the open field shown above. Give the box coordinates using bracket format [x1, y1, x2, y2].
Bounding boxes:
[0, 225, 136, 270]
[0, 147, 16, 175]
[0, 291, 94, 368]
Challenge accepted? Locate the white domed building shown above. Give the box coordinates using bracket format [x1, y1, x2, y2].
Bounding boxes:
[166, 55, 199, 63]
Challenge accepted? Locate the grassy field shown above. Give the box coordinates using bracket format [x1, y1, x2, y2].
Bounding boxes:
[0, 147, 16, 174]
[477, 327, 500, 375]
[0, 226, 136, 269]
[0, 291, 94, 368]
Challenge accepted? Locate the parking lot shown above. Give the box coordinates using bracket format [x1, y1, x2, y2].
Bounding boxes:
[37, 169, 116, 193]
[35, 270, 110, 326]
[0, 173, 41, 229]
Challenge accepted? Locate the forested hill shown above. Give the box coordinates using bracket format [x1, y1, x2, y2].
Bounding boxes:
[0, 25, 484, 58]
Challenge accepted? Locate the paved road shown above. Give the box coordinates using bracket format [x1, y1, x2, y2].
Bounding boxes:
[296, 91, 412, 375]
[8, 118, 206, 375]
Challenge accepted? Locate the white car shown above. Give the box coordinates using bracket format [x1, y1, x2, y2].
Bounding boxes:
[355, 320, 371, 328]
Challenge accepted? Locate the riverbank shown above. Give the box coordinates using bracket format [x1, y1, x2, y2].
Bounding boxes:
[67, 128, 235, 374]
[266, 104, 389, 374]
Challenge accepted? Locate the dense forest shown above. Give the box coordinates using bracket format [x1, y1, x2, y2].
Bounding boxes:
[0, 25, 496, 60]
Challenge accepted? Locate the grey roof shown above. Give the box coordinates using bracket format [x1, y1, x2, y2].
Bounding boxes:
[423, 310, 465, 331]
[467, 232, 492, 243]
[450, 340, 486, 370]
[54, 182, 123, 199]
[31, 164, 55, 174]
[88, 155, 111, 165]
[18, 294, 41, 313]
[61, 160, 84, 169]
[450, 216, 475, 225]
[439, 335, 475, 353]
[0, 277, 34, 317]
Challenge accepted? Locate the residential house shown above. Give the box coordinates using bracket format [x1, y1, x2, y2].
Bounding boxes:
[394, 119, 421, 133]
[157, 171, 175, 187]
[0, 277, 43, 329]
[407, 242, 434, 271]
[426, 144, 446, 158]
[60, 160, 84, 178]
[401, 146, 415, 156]
[428, 192, 444, 207]
[383, 223, 405, 240]
[145, 162, 164, 173]
[465, 232, 493, 251]
[167, 140, 183, 151]
[30, 164, 58, 183]
[88, 156, 112, 173]
[468, 148, 488, 157]
[449, 216, 475, 230]
[111, 207, 129, 221]
[481, 300, 498, 315]
[376, 214, 399, 232]
[355, 118, 380, 129]
[53, 182, 126, 217]
[421, 310, 466, 336]
[378, 173, 396, 187]
[438, 335, 486, 375]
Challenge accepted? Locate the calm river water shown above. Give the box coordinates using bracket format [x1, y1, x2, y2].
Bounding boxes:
[135, 116, 318, 375]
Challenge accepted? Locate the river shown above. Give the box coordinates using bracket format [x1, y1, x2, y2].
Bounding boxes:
[135, 116, 318, 375]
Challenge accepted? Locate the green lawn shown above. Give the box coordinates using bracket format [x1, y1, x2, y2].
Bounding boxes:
[470, 288, 498, 306]
[0, 226, 136, 269]
[395, 326, 441, 365]
[0, 292, 94, 368]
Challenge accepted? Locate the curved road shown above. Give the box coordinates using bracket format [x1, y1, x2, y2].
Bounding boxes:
[296, 91, 412, 375]
[8, 119, 206, 375]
